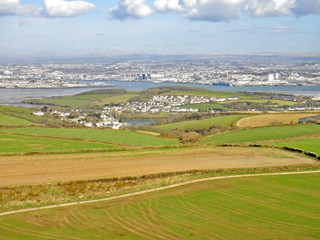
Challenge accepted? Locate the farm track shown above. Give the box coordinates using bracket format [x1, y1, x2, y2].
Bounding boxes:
[1, 170, 320, 217]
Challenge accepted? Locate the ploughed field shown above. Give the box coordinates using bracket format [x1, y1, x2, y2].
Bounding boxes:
[0, 147, 316, 186]
[1, 173, 319, 239]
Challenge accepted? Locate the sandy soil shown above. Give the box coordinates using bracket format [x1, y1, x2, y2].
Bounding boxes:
[0, 147, 316, 186]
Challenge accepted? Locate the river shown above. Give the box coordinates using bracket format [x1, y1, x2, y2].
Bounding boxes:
[0, 81, 319, 107]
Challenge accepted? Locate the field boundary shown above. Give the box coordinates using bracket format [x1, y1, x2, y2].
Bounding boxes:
[1, 170, 320, 217]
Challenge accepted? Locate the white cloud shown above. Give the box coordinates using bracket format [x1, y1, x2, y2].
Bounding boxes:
[0, 0, 41, 17]
[244, 0, 295, 17]
[109, 0, 153, 20]
[153, 0, 320, 22]
[44, 0, 95, 18]
[292, 0, 320, 16]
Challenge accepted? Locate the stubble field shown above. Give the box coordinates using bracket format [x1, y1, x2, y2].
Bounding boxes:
[0, 147, 316, 186]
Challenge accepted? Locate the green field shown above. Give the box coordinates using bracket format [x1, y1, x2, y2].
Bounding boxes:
[202, 124, 320, 144]
[273, 138, 320, 155]
[157, 115, 247, 131]
[0, 128, 179, 146]
[1, 173, 319, 239]
[94, 93, 139, 106]
[39, 90, 138, 108]
[168, 90, 250, 98]
[221, 99, 297, 106]
[0, 113, 37, 126]
[0, 105, 43, 124]
[0, 134, 116, 153]
[40, 93, 114, 108]
[183, 103, 229, 111]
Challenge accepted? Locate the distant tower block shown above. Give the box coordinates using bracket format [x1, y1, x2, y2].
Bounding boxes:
[268, 73, 274, 81]
[274, 73, 279, 79]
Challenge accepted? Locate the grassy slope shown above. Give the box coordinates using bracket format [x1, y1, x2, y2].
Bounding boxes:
[0, 128, 179, 146]
[1, 173, 319, 239]
[94, 93, 139, 106]
[0, 105, 61, 126]
[0, 105, 42, 124]
[202, 124, 320, 144]
[183, 103, 229, 110]
[0, 113, 36, 126]
[40, 94, 115, 108]
[157, 115, 248, 131]
[272, 139, 320, 155]
[221, 99, 297, 106]
[167, 91, 250, 98]
[0, 134, 116, 153]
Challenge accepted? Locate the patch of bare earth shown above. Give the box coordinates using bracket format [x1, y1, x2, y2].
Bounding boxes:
[0, 147, 316, 186]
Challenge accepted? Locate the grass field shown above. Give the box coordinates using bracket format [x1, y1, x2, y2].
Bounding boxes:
[0, 127, 179, 146]
[221, 99, 297, 106]
[0, 134, 116, 153]
[93, 93, 139, 106]
[1, 172, 319, 239]
[202, 124, 320, 144]
[39, 91, 138, 108]
[40, 93, 115, 108]
[0, 147, 315, 186]
[0, 113, 37, 126]
[167, 91, 250, 98]
[183, 103, 229, 111]
[0, 105, 44, 125]
[273, 138, 320, 155]
[157, 115, 248, 131]
[236, 113, 320, 128]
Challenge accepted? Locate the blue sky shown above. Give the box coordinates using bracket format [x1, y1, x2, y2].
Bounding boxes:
[1, 0, 319, 55]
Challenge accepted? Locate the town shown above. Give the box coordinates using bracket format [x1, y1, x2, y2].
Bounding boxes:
[1, 56, 320, 88]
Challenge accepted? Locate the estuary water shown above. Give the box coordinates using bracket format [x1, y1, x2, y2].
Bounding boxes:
[0, 81, 319, 107]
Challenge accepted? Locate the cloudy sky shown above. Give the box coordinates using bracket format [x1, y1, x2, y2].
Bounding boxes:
[1, 0, 319, 55]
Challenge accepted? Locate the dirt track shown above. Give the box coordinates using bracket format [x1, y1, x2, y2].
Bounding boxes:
[0, 147, 316, 186]
[1, 170, 320, 217]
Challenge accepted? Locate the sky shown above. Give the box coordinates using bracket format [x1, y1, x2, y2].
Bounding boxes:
[0, 0, 319, 55]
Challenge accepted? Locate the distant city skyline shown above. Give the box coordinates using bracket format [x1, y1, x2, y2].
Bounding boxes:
[1, 0, 320, 55]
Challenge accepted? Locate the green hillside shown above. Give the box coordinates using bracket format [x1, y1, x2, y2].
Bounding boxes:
[0, 128, 179, 146]
[202, 124, 320, 144]
[1, 173, 319, 239]
[157, 115, 247, 131]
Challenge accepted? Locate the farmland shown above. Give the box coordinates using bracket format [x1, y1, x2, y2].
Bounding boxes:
[28, 89, 136, 108]
[0, 147, 314, 186]
[1, 86, 320, 239]
[202, 124, 320, 144]
[1, 172, 320, 239]
[157, 114, 247, 131]
[236, 113, 319, 128]
[272, 139, 320, 155]
[0, 113, 37, 126]
[0, 127, 179, 146]
[183, 103, 229, 111]
[0, 134, 116, 153]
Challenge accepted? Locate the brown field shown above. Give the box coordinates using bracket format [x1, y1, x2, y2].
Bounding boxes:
[236, 113, 319, 128]
[0, 147, 316, 187]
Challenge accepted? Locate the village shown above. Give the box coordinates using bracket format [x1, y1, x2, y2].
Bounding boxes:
[33, 95, 240, 129]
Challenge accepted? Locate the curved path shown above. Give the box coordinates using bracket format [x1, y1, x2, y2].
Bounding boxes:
[1, 170, 320, 217]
